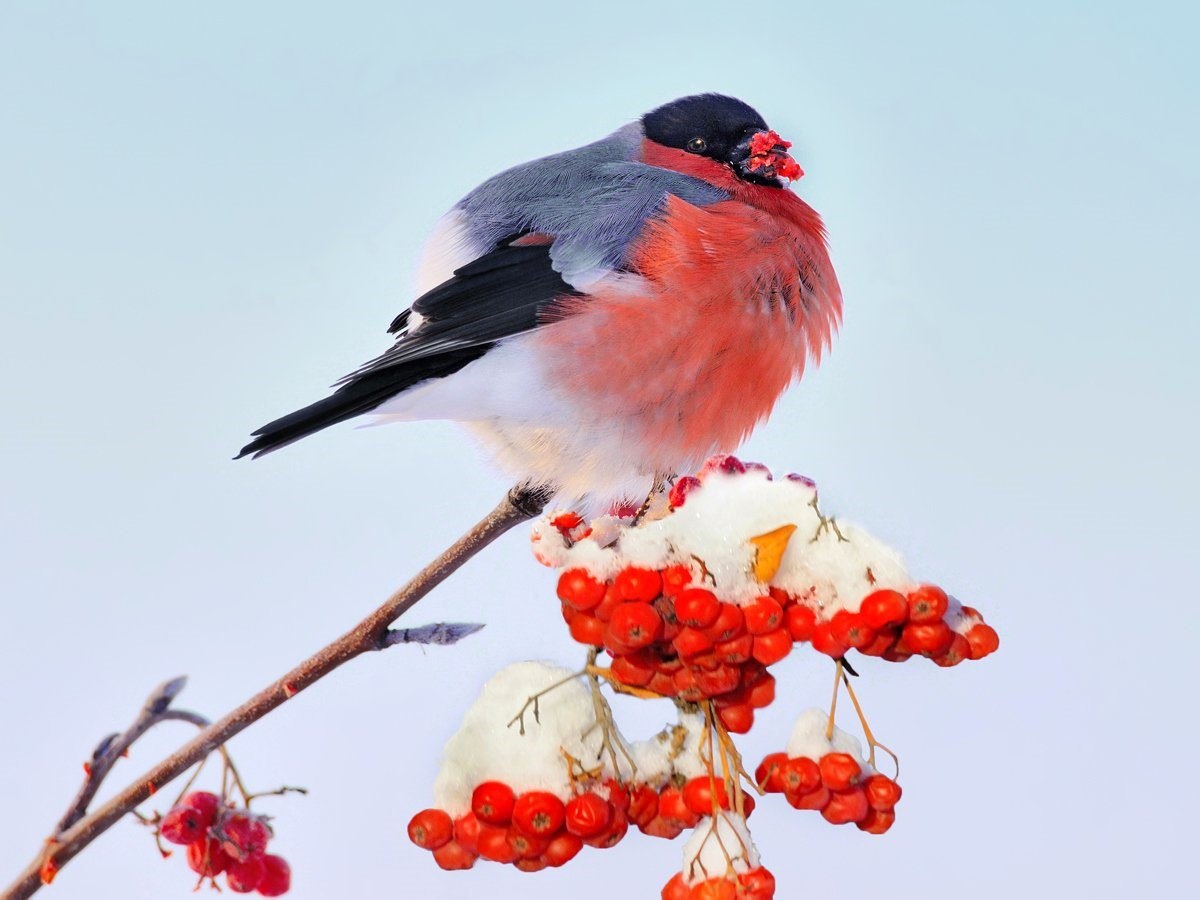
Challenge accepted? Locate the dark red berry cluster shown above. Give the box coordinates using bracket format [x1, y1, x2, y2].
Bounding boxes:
[158, 791, 290, 895]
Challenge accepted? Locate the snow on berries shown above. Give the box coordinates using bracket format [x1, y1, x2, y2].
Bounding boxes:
[155, 790, 291, 894]
[660, 812, 769, 898]
[413, 455, 996, 896]
[538, 455, 997, 676]
[431, 662, 634, 817]
[408, 662, 639, 872]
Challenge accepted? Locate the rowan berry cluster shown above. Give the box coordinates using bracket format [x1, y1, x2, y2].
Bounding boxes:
[557, 569, 995, 736]
[413, 455, 998, 899]
[662, 865, 776, 900]
[756, 751, 901, 834]
[634, 775, 756, 840]
[552, 455, 996, 700]
[558, 566, 780, 734]
[408, 779, 631, 872]
[664, 810, 770, 898]
[800, 584, 1000, 666]
[157, 791, 290, 895]
[409, 767, 774, 872]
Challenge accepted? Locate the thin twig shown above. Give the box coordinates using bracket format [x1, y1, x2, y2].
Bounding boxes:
[5, 485, 549, 900]
[585, 666, 664, 701]
[583, 651, 638, 779]
[704, 705, 750, 868]
[217, 747, 252, 807]
[506, 669, 587, 736]
[840, 670, 900, 779]
[826, 658, 843, 741]
[167, 751, 211, 812]
[709, 706, 759, 800]
[54, 680, 209, 835]
[244, 785, 308, 804]
[808, 495, 848, 543]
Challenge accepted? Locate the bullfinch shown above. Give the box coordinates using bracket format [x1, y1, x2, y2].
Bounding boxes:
[238, 94, 842, 512]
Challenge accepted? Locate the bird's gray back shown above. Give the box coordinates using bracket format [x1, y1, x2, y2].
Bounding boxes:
[457, 122, 729, 285]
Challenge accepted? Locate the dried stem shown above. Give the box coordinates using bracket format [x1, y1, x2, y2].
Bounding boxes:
[218, 746, 252, 807]
[167, 752, 211, 811]
[560, 750, 603, 789]
[701, 718, 735, 874]
[244, 785, 308, 804]
[5, 485, 549, 900]
[840, 670, 900, 778]
[709, 707, 759, 800]
[507, 670, 587, 736]
[681, 706, 754, 884]
[808, 495, 847, 543]
[584, 651, 638, 779]
[826, 658, 843, 741]
[706, 706, 751, 864]
[585, 666, 663, 701]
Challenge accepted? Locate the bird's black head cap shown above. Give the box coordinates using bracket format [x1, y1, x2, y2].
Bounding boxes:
[643, 94, 800, 187]
[643, 94, 767, 160]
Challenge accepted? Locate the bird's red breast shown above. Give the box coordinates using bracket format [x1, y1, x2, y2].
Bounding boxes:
[639, 138, 823, 232]
[534, 149, 842, 470]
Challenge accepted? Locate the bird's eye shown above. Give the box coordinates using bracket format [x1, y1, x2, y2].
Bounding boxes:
[686, 137, 707, 154]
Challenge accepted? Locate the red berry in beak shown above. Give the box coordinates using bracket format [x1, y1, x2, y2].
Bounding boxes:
[745, 129, 804, 181]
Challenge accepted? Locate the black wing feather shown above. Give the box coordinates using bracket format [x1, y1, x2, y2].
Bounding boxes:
[236, 243, 578, 459]
[343, 244, 579, 381]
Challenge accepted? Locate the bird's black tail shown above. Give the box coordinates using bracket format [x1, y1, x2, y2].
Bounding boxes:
[236, 347, 487, 459]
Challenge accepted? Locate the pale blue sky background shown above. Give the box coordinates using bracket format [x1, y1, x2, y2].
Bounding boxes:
[2, 1, 1197, 897]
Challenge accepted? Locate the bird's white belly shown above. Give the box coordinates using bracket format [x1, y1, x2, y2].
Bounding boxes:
[462, 419, 661, 513]
[368, 337, 568, 424]
[367, 337, 694, 510]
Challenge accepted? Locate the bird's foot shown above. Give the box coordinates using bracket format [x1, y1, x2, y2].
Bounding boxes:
[631, 472, 675, 526]
[507, 483, 554, 518]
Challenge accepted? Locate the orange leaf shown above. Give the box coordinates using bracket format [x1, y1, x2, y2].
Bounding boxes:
[749, 524, 797, 582]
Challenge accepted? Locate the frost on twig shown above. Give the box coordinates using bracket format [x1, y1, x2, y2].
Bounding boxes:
[378, 622, 486, 649]
[142, 676, 188, 716]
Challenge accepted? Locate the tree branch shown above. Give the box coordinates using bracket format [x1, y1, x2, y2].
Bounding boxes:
[4, 485, 550, 900]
